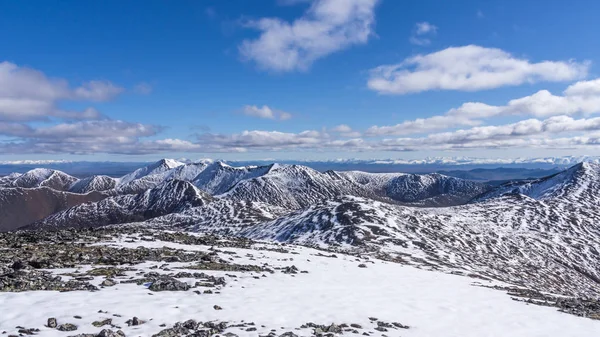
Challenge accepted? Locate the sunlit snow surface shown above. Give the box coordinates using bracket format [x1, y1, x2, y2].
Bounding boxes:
[0, 235, 598, 337]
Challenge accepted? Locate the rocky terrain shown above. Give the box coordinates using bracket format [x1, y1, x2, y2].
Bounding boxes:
[1, 228, 598, 337]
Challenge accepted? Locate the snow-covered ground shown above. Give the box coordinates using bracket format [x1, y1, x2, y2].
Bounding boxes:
[1, 235, 598, 337]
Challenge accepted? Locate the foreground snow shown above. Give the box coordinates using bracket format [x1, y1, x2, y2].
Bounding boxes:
[0, 235, 598, 337]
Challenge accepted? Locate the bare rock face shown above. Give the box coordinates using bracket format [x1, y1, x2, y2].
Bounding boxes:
[0, 187, 107, 232]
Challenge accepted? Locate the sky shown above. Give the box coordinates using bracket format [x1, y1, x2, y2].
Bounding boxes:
[2, 0, 600, 162]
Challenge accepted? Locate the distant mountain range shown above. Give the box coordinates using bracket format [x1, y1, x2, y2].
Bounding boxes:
[1, 155, 599, 176]
[1, 158, 600, 299]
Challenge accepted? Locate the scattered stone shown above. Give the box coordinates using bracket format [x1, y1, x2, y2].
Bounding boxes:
[148, 276, 190, 292]
[57, 323, 78, 331]
[92, 318, 112, 327]
[125, 317, 144, 326]
[213, 305, 223, 310]
[392, 322, 409, 329]
[47, 318, 57, 328]
[358, 264, 367, 268]
[100, 279, 116, 287]
[98, 329, 126, 337]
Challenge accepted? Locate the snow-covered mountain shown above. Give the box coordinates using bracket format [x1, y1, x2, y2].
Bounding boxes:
[127, 161, 600, 298]
[30, 180, 211, 230]
[118, 158, 184, 186]
[192, 162, 272, 194]
[219, 164, 376, 209]
[68, 175, 118, 194]
[7, 168, 78, 191]
[337, 171, 490, 206]
[474, 162, 600, 204]
[7, 158, 600, 299]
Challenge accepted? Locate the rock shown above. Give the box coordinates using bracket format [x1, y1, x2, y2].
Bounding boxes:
[279, 333, 298, 337]
[101, 279, 116, 287]
[98, 329, 126, 337]
[213, 305, 223, 310]
[57, 323, 78, 331]
[125, 317, 144, 326]
[17, 328, 38, 335]
[181, 319, 198, 330]
[326, 324, 342, 333]
[392, 322, 409, 329]
[92, 318, 112, 327]
[358, 264, 367, 268]
[148, 277, 190, 292]
[47, 318, 57, 328]
[350, 323, 362, 329]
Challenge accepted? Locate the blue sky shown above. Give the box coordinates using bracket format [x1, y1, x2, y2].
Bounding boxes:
[1, 0, 600, 161]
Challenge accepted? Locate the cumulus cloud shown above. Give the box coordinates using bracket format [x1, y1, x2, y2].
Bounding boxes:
[376, 115, 600, 151]
[198, 130, 328, 149]
[0, 61, 123, 121]
[0, 120, 166, 154]
[331, 124, 362, 137]
[3, 115, 600, 154]
[239, 0, 378, 72]
[367, 78, 600, 136]
[242, 105, 293, 120]
[367, 45, 590, 94]
[72, 80, 124, 101]
[409, 22, 437, 46]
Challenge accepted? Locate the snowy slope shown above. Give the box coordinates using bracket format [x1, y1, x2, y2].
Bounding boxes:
[1, 232, 598, 337]
[227, 194, 600, 297]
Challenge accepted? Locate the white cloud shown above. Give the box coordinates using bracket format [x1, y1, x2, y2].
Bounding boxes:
[366, 78, 600, 136]
[0, 61, 123, 121]
[239, 0, 378, 72]
[477, 10, 484, 19]
[72, 80, 124, 101]
[332, 124, 352, 132]
[564, 78, 600, 96]
[415, 22, 437, 35]
[199, 130, 328, 149]
[366, 115, 481, 136]
[331, 124, 361, 137]
[368, 45, 590, 94]
[410, 22, 437, 46]
[4, 115, 600, 154]
[243, 105, 293, 120]
[377, 115, 600, 151]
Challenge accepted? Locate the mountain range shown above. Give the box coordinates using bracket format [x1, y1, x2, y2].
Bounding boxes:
[1, 159, 600, 298]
